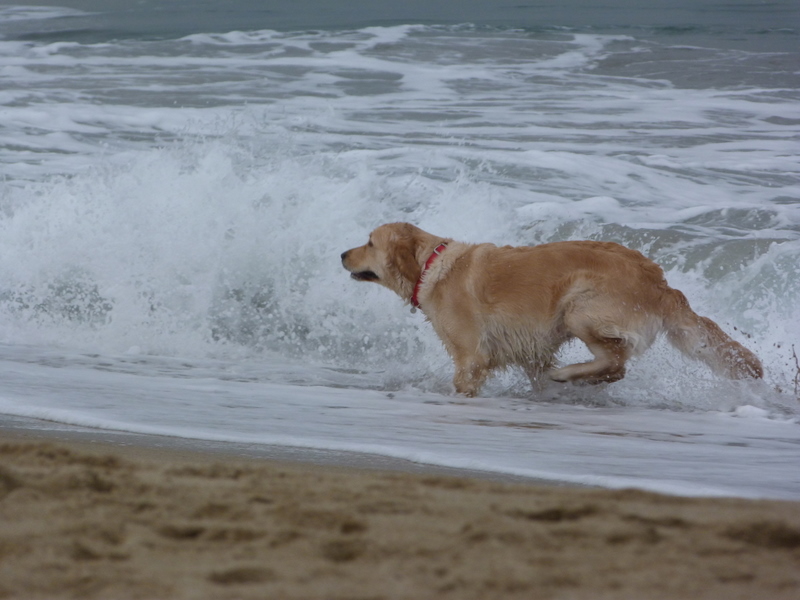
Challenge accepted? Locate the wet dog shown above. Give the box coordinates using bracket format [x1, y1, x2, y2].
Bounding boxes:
[342, 222, 763, 397]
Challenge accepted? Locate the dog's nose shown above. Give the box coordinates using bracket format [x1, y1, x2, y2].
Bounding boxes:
[340, 250, 349, 263]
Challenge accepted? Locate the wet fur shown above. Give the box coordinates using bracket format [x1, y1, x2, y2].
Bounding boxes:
[342, 223, 763, 397]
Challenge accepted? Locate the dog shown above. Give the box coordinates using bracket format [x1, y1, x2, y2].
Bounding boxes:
[341, 222, 763, 397]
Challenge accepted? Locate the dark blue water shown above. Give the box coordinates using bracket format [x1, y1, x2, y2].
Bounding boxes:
[2, 0, 798, 51]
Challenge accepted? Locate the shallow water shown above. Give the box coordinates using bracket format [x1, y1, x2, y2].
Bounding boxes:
[0, 1, 798, 497]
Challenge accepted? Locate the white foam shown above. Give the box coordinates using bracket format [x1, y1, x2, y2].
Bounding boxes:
[731, 405, 772, 420]
[0, 6, 88, 22]
[0, 348, 797, 499]
[0, 24, 798, 496]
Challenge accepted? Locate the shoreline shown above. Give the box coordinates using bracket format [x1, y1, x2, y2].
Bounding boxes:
[0, 416, 799, 598]
[0, 413, 571, 487]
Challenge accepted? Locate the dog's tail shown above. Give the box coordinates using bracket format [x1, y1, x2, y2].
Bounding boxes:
[661, 288, 763, 379]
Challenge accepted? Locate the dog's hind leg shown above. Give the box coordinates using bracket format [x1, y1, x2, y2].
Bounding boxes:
[548, 311, 632, 384]
[549, 337, 630, 384]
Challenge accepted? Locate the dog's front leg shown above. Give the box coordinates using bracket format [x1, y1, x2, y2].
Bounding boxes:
[452, 357, 490, 397]
[429, 314, 489, 397]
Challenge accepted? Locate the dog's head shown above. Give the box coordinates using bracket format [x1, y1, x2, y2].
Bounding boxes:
[341, 222, 437, 301]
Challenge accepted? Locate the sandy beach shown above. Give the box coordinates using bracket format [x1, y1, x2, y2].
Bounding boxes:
[0, 427, 798, 599]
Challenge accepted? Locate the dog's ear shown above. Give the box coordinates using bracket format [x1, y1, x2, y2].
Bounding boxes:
[392, 225, 421, 285]
[395, 244, 421, 284]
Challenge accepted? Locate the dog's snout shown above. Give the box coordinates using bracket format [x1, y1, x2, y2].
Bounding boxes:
[340, 250, 349, 263]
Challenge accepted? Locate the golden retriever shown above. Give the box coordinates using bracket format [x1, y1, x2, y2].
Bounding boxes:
[341, 222, 763, 397]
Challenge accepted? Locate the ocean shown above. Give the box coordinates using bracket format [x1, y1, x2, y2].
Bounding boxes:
[1, 0, 799, 499]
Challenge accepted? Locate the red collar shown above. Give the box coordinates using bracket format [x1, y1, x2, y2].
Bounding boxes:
[411, 243, 447, 310]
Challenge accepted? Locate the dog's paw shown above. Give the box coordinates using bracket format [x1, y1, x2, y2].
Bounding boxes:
[547, 368, 571, 383]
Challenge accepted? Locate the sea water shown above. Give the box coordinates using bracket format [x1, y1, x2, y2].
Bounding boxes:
[1, 1, 799, 498]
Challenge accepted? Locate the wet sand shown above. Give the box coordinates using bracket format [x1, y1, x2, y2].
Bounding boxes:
[0, 423, 799, 599]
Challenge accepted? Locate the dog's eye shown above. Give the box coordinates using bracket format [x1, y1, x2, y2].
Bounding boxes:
[368, 240, 373, 247]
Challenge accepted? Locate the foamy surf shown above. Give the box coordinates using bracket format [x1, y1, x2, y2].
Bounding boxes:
[1, 9, 798, 497]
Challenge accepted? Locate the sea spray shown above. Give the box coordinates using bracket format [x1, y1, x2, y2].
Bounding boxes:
[1, 23, 798, 412]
